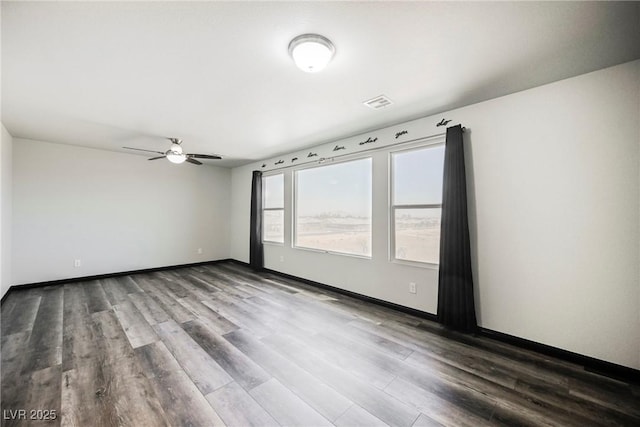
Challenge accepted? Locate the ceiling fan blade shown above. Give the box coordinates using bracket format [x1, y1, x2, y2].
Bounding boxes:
[123, 146, 165, 155]
[187, 154, 222, 160]
[147, 156, 166, 161]
[185, 157, 203, 165]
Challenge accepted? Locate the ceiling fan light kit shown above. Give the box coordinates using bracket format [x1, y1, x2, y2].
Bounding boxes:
[288, 34, 335, 73]
[166, 151, 186, 164]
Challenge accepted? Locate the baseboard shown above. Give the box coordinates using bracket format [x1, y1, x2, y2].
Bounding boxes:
[254, 264, 640, 385]
[0, 258, 233, 305]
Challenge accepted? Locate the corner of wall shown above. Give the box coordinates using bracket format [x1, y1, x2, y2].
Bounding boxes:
[636, 60, 640, 370]
[0, 122, 14, 300]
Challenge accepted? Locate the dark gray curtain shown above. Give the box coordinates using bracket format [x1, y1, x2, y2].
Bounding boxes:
[250, 170, 264, 271]
[437, 125, 478, 332]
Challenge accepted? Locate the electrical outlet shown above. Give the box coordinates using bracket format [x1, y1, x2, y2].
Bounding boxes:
[409, 282, 417, 294]
[74, 259, 81, 268]
[197, 248, 203, 254]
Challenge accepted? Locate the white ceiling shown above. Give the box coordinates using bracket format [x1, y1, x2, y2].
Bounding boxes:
[2, 1, 639, 167]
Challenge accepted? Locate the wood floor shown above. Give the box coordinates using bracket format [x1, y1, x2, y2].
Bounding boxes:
[1, 262, 639, 427]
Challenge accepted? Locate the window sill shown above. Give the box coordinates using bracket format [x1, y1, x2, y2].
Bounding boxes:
[293, 245, 372, 260]
[391, 258, 439, 270]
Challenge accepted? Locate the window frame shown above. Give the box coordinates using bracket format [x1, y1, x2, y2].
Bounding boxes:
[389, 140, 445, 268]
[262, 173, 285, 245]
[292, 156, 373, 259]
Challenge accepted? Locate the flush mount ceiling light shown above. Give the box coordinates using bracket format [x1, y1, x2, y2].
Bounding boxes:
[288, 34, 335, 73]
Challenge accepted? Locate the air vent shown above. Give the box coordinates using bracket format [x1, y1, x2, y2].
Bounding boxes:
[363, 95, 394, 110]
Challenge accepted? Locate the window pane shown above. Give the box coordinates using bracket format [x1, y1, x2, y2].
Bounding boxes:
[263, 210, 284, 243]
[263, 174, 284, 209]
[395, 208, 441, 264]
[295, 158, 372, 257]
[393, 145, 444, 205]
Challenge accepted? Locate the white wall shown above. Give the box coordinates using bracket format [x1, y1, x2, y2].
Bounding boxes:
[230, 60, 640, 369]
[13, 139, 231, 284]
[1, 123, 13, 299]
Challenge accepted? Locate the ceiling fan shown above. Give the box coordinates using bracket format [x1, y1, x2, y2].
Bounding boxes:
[123, 138, 222, 165]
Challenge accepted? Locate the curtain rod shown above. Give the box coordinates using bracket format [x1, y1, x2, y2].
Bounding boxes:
[261, 130, 450, 174]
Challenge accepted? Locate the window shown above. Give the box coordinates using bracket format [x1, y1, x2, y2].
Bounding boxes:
[391, 144, 445, 264]
[262, 174, 284, 243]
[295, 158, 372, 257]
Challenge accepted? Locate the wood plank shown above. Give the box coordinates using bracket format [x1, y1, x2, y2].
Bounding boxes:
[514, 377, 640, 426]
[568, 376, 640, 418]
[0, 291, 19, 330]
[350, 317, 563, 391]
[135, 341, 226, 427]
[383, 318, 570, 388]
[405, 347, 519, 391]
[398, 340, 623, 426]
[384, 337, 584, 427]
[60, 367, 105, 427]
[22, 286, 64, 374]
[335, 404, 390, 427]
[128, 291, 170, 325]
[154, 319, 233, 394]
[152, 274, 190, 299]
[182, 318, 271, 390]
[224, 329, 353, 422]
[1, 294, 41, 335]
[222, 293, 314, 338]
[187, 269, 227, 290]
[183, 271, 223, 292]
[206, 381, 279, 427]
[136, 278, 195, 324]
[289, 329, 398, 390]
[217, 262, 274, 285]
[339, 322, 414, 359]
[411, 413, 444, 427]
[261, 333, 420, 427]
[327, 296, 422, 328]
[384, 376, 495, 427]
[249, 378, 333, 427]
[164, 272, 218, 301]
[1, 331, 30, 367]
[242, 295, 323, 337]
[60, 310, 170, 427]
[99, 277, 130, 305]
[113, 300, 158, 348]
[398, 356, 579, 427]
[243, 295, 322, 335]
[197, 268, 258, 300]
[119, 275, 144, 294]
[315, 324, 414, 370]
[60, 362, 169, 427]
[258, 285, 357, 333]
[62, 283, 97, 372]
[201, 298, 272, 338]
[21, 365, 62, 427]
[177, 297, 238, 335]
[1, 332, 31, 422]
[83, 280, 111, 313]
[91, 309, 134, 362]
